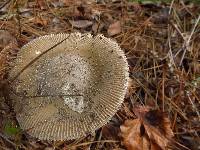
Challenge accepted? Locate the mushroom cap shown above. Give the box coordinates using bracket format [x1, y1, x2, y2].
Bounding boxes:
[8, 33, 129, 141]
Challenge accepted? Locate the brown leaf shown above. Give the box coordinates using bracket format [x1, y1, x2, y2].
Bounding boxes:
[0, 30, 17, 51]
[0, 42, 18, 81]
[29, 16, 48, 26]
[102, 124, 120, 140]
[0, 30, 18, 81]
[107, 21, 121, 36]
[37, 0, 48, 10]
[69, 20, 93, 29]
[143, 110, 174, 149]
[120, 119, 150, 150]
[60, 0, 95, 6]
[133, 105, 151, 119]
[121, 106, 174, 150]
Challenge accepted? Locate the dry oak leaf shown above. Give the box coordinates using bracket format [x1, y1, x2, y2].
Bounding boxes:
[61, 0, 95, 6]
[0, 30, 18, 82]
[120, 119, 150, 150]
[28, 16, 48, 26]
[0, 43, 18, 81]
[107, 21, 121, 36]
[0, 30, 17, 51]
[36, 0, 48, 10]
[143, 110, 174, 150]
[102, 123, 120, 140]
[120, 106, 174, 150]
[69, 20, 93, 29]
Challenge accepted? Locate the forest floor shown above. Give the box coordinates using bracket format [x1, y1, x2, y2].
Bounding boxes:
[0, 0, 199, 150]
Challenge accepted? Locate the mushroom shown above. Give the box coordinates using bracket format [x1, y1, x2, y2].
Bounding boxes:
[8, 33, 129, 141]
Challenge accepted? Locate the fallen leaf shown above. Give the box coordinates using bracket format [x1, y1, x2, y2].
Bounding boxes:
[37, 0, 48, 10]
[102, 124, 120, 140]
[107, 21, 121, 36]
[120, 106, 174, 150]
[120, 119, 150, 150]
[0, 30, 18, 81]
[0, 42, 18, 81]
[133, 105, 150, 119]
[69, 20, 93, 29]
[61, 0, 95, 6]
[0, 30, 17, 51]
[28, 16, 48, 26]
[59, 0, 74, 6]
[143, 110, 174, 149]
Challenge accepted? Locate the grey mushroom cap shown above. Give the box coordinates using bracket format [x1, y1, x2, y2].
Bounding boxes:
[8, 33, 129, 141]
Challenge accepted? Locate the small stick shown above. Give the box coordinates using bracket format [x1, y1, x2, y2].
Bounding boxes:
[169, 0, 175, 15]
[0, 133, 17, 148]
[0, 0, 11, 10]
[179, 15, 200, 66]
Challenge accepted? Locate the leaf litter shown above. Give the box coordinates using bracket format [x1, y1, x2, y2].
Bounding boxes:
[120, 106, 174, 150]
[107, 21, 121, 36]
[0, 0, 200, 149]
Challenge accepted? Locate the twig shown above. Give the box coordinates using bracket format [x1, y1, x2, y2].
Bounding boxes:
[180, 0, 193, 17]
[9, 87, 83, 98]
[0, 146, 10, 150]
[68, 140, 119, 149]
[187, 92, 200, 120]
[0, 0, 11, 10]
[170, 22, 185, 40]
[16, 1, 21, 37]
[167, 30, 176, 68]
[169, 0, 175, 15]
[179, 15, 200, 66]
[0, 132, 17, 148]
[131, 74, 158, 106]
